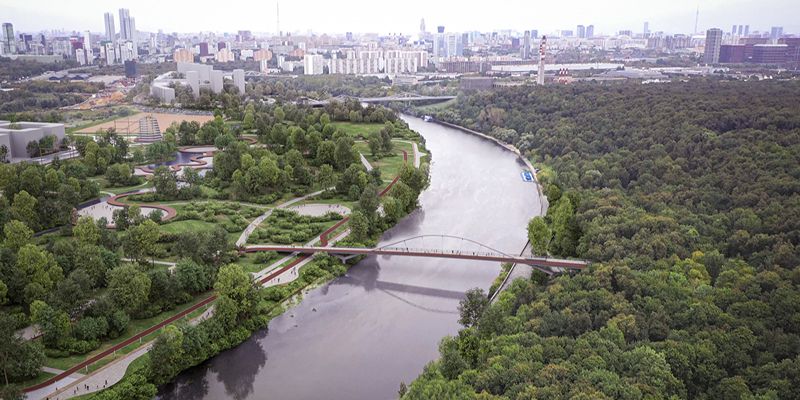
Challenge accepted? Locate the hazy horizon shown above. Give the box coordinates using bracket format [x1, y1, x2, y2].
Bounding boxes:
[1, 0, 799, 36]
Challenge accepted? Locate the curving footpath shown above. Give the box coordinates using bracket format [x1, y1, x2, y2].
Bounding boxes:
[235, 189, 326, 247]
[22, 296, 216, 397]
[23, 149, 411, 399]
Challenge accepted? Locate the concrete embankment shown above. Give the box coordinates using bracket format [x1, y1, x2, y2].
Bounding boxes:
[429, 119, 549, 298]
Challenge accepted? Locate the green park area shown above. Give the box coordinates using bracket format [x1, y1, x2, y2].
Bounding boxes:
[0, 99, 429, 400]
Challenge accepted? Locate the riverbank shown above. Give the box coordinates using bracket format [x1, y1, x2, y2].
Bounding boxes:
[151, 114, 544, 400]
[36, 139, 428, 400]
[427, 118, 547, 216]
[423, 117, 549, 301]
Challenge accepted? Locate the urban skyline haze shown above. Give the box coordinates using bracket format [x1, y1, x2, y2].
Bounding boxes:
[1, 0, 798, 35]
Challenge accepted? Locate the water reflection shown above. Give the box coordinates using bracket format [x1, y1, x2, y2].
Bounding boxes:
[158, 330, 268, 400]
[160, 115, 542, 399]
[210, 329, 268, 399]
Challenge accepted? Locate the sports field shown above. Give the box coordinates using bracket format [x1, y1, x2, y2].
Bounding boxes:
[75, 112, 214, 135]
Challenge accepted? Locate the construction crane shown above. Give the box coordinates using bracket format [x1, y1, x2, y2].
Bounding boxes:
[537, 36, 547, 85]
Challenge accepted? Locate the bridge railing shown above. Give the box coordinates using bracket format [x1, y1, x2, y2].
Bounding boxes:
[382, 246, 506, 258]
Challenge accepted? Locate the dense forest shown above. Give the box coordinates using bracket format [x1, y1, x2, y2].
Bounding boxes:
[403, 80, 800, 399]
[0, 81, 103, 113]
[0, 57, 77, 82]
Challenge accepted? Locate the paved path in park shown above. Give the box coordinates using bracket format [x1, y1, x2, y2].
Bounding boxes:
[412, 142, 423, 168]
[122, 258, 177, 271]
[359, 152, 374, 171]
[259, 229, 351, 288]
[28, 304, 214, 400]
[287, 203, 351, 217]
[27, 150, 410, 399]
[235, 190, 326, 247]
[394, 140, 423, 168]
[16, 324, 41, 341]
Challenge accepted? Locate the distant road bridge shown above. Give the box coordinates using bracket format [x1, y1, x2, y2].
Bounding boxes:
[305, 95, 456, 107]
[245, 235, 589, 275]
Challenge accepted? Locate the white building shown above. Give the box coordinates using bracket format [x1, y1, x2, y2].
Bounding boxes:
[0, 121, 65, 161]
[232, 69, 245, 94]
[304, 54, 324, 75]
[82, 31, 94, 64]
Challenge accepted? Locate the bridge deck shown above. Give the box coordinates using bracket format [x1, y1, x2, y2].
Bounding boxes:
[244, 245, 589, 271]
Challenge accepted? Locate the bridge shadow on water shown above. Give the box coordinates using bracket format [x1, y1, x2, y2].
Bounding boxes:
[327, 257, 464, 315]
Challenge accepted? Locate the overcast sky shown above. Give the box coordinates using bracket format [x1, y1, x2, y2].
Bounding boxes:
[1, 0, 798, 36]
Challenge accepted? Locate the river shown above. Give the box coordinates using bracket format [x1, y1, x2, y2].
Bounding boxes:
[157, 115, 545, 400]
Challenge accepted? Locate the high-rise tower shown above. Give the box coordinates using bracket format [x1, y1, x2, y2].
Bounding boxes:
[537, 36, 547, 85]
[104, 12, 116, 42]
[118, 8, 136, 41]
[703, 28, 723, 64]
[1, 23, 14, 55]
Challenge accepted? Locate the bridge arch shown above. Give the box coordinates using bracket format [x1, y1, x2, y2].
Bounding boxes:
[378, 234, 518, 258]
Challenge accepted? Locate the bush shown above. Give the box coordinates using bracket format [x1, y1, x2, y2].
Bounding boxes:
[148, 209, 164, 223]
[253, 251, 278, 263]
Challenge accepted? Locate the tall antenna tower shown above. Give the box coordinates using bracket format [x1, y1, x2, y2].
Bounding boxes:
[694, 5, 699, 34]
[277, 1, 281, 37]
[537, 36, 547, 85]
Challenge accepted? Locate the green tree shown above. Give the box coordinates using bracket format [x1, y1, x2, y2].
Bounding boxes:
[358, 184, 380, 225]
[152, 166, 179, 199]
[458, 288, 488, 328]
[316, 140, 336, 166]
[73, 215, 101, 245]
[3, 220, 33, 252]
[348, 210, 370, 242]
[368, 132, 382, 157]
[10, 190, 39, 231]
[30, 300, 70, 348]
[123, 220, 161, 264]
[214, 264, 258, 318]
[273, 106, 286, 122]
[0, 313, 44, 385]
[333, 136, 355, 170]
[527, 216, 551, 256]
[16, 244, 62, 305]
[105, 163, 134, 187]
[175, 259, 211, 294]
[242, 103, 256, 130]
[107, 264, 151, 315]
[149, 324, 185, 384]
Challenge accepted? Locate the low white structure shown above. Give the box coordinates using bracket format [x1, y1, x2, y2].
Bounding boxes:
[0, 121, 65, 160]
[150, 62, 246, 104]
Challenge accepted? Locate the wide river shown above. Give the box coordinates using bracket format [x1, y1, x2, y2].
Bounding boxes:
[158, 115, 545, 399]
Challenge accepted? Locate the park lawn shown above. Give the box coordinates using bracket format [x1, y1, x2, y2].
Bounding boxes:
[158, 218, 243, 244]
[330, 122, 385, 139]
[65, 108, 136, 134]
[42, 292, 213, 371]
[13, 370, 56, 388]
[354, 140, 413, 183]
[235, 252, 285, 274]
[158, 219, 217, 235]
[101, 180, 152, 195]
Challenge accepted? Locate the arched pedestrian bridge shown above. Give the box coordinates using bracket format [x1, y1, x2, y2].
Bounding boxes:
[245, 234, 589, 275]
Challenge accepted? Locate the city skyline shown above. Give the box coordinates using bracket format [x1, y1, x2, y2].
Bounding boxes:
[1, 0, 799, 36]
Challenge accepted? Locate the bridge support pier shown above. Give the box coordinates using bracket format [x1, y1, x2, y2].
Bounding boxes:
[334, 254, 360, 263]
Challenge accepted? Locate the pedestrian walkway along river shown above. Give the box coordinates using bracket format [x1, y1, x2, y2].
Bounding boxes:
[157, 115, 546, 400]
